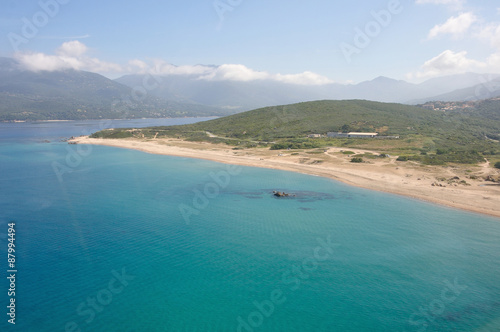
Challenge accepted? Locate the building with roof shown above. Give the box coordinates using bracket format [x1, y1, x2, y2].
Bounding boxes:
[327, 132, 378, 138]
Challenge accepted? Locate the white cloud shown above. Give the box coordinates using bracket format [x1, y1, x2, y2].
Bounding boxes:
[486, 52, 500, 73]
[56, 40, 88, 57]
[428, 12, 477, 39]
[16, 51, 122, 73]
[127, 59, 149, 72]
[16, 52, 75, 72]
[16, 40, 122, 74]
[81, 57, 123, 73]
[151, 60, 215, 77]
[275, 71, 334, 85]
[14, 42, 333, 85]
[127, 61, 333, 85]
[408, 50, 488, 79]
[411, 7, 500, 80]
[198, 64, 271, 82]
[476, 23, 500, 50]
[197, 64, 334, 85]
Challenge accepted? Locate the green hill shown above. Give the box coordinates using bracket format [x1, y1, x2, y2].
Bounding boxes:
[91, 99, 500, 164]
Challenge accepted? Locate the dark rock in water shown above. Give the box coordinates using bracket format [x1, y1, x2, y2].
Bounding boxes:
[266, 188, 342, 202]
[62, 136, 76, 143]
[273, 191, 295, 197]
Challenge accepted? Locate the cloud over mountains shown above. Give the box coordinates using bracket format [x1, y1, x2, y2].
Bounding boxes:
[14, 41, 333, 86]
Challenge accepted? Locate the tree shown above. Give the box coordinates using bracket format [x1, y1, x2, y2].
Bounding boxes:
[494, 161, 500, 169]
[341, 124, 351, 133]
[436, 148, 447, 155]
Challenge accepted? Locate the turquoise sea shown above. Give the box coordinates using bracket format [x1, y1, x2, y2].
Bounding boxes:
[1, 119, 500, 332]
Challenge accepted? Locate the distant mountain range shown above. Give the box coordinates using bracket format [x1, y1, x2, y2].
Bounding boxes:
[409, 77, 500, 104]
[0, 57, 223, 121]
[115, 72, 500, 111]
[1, 56, 500, 121]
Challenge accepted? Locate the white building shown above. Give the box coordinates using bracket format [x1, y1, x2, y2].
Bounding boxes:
[347, 132, 378, 138]
[327, 132, 378, 138]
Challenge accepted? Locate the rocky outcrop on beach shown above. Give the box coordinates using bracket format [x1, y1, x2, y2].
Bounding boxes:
[485, 175, 500, 183]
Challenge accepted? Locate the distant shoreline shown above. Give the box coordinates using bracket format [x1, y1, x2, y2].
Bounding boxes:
[70, 136, 500, 219]
[0, 116, 219, 124]
[0, 120, 74, 123]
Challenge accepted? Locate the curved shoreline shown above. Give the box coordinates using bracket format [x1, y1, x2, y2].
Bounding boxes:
[70, 136, 500, 218]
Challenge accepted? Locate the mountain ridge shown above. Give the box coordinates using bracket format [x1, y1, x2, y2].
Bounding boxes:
[115, 71, 500, 110]
[0, 57, 224, 121]
[2, 56, 500, 120]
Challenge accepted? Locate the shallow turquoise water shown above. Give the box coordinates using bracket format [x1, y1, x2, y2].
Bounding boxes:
[1, 121, 500, 331]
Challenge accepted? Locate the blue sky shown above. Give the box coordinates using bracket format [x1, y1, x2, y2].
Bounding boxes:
[1, 0, 500, 84]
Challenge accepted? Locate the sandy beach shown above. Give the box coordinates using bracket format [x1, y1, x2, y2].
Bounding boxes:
[70, 136, 500, 218]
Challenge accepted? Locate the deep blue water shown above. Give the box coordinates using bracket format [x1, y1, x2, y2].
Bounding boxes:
[1, 119, 500, 332]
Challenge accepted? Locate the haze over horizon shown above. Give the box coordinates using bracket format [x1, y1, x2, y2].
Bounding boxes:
[2, 0, 500, 85]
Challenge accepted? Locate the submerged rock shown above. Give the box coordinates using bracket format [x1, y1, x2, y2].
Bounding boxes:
[273, 191, 295, 197]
